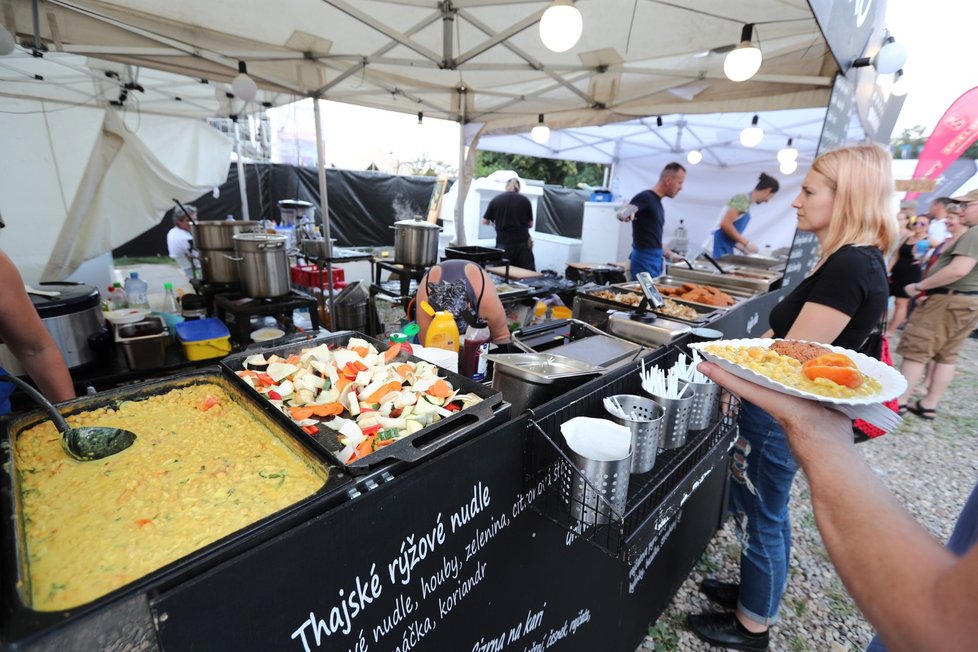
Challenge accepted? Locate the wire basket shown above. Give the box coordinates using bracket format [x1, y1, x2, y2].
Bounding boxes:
[523, 353, 738, 563]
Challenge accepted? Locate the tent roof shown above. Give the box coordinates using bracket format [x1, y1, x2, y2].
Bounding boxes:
[4, 0, 836, 132]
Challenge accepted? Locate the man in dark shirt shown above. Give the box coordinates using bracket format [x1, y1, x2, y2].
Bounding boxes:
[482, 178, 535, 270]
[622, 162, 686, 279]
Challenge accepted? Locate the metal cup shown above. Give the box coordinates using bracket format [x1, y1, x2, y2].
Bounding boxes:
[604, 394, 664, 474]
[684, 379, 720, 431]
[644, 382, 693, 449]
[561, 418, 631, 526]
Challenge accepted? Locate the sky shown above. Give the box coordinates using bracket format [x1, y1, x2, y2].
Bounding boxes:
[886, 0, 978, 135]
[267, 0, 978, 171]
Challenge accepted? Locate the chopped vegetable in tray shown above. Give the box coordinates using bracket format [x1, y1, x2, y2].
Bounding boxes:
[235, 339, 482, 464]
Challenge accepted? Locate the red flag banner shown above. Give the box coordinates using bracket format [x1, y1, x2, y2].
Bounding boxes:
[906, 87, 978, 200]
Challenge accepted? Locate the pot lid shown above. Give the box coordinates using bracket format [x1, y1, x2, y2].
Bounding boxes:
[277, 199, 315, 209]
[392, 217, 440, 230]
[192, 220, 259, 229]
[28, 282, 101, 317]
[233, 233, 286, 243]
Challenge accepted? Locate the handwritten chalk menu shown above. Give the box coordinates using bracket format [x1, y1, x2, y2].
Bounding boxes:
[151, 417, 624, 651]
[780, 230, 820, 291]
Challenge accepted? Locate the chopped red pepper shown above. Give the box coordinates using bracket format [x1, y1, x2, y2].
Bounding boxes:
[444, 402, 462, 412]
[301, 425, 319, 436]
[257, 373, 275, 387]
[267, 390, 282, 400]
[353, 360, 368, 372]
[360, 424, 382, 436]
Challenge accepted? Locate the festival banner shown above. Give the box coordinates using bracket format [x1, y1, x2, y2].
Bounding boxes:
[906, 87, 978, 200]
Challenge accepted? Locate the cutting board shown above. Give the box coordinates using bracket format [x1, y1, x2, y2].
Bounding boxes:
[486, 265, 544, 280]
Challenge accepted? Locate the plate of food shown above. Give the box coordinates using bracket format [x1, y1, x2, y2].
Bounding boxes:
[689, 338, 907, 406]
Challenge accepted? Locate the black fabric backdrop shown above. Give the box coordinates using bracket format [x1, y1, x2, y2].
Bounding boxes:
[114, 164, 586, 257]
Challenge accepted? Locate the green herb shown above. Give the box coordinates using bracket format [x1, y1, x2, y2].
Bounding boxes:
[378, 428, 399, 441]
[258, 469, 287, 487]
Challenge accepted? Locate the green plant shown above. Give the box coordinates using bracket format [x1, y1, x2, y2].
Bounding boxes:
[826, 582, 857, 619]
[790, 636, 808, 651]
[646, 617, 680, 652]
[791, 597, 809, 618]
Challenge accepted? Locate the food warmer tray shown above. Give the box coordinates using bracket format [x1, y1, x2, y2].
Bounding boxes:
[716, 253, 786, 271]
[573, 286, 722, 325]
[222, 330, 507, 475]
[666, 266, 781, 293]
[614, 278, 755, 310]
[606, 311, 692, 347]
[0, 369, 357, 649]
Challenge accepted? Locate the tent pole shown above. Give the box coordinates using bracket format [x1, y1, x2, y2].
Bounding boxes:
[233, 120, 251, 220]
[454, 87, 467, 246]
[312, 96, 336, 327]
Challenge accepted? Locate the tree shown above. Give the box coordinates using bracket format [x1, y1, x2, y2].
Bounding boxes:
[475, 151, 606, 188]
[891, 125, 978, 159]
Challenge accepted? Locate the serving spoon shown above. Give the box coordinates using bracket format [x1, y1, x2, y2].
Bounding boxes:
[1, 375, 136, 461]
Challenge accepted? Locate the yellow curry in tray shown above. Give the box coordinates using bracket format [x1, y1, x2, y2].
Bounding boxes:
[14, 383, 326, 611]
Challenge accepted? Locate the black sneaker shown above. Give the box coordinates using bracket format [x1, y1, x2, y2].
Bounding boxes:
[700, 578, 740, 610]
[687, 612, 769, 651]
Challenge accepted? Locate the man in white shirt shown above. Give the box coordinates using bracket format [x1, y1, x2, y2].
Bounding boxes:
[927, 197, 953, 248]
[167, 205, 196, 278]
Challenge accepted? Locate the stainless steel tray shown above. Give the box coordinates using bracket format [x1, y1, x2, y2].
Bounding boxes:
[614, 278, 754, 310]
[485, 353, 604, 384]
[575, 287, 721, 325]
[666, 266, 780, 293]
[716, 254, 786, 271]
[607, 311, 691, 347]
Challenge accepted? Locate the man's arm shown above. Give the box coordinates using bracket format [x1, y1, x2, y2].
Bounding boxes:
[699, 361, 978, 651]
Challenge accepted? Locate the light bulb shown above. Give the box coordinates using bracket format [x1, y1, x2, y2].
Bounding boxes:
[686, 149, 703, 165]
[891, 73, 909, 97]
[875, 40, 907, 75]
[531, 124, 551, 144]
[740, 126, 763, 148]
[723, 25, 762, 82]
[232, 73, 258, 102]
[539, 1, 583, 53]
[777, 140, 798, 164]
[779, 159, 798, 175]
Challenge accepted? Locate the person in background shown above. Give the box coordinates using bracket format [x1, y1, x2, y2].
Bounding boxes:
[415, 259, 510, 345]
[926, 196, 953, 249]
[167, 205, 196, 278]
[885, 207, 925, 337]
[687, 144, 895, 651]
[911, 213, 931, 263]
[481, 178, 535, 271]
[695, 359, 978, 652]
[896, 192, 978, 420]
[0, 249, 76, 415]
[619, 162, 686, 279]
[712, 172, 780, 257]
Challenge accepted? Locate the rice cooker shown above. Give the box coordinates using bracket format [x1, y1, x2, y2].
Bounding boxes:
[0, 282, 108, 374]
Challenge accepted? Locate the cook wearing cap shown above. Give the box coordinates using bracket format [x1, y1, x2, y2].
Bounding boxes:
[168, 205, 197, 278]
[895, 188, 978, 420]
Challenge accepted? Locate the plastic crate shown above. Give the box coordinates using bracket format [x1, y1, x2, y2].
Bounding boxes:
[175, 318, 232, 361]
[290, 264, 346, 290]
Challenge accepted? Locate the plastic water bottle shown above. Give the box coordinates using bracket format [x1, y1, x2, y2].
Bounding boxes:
[112, 282, 128, 309]
[124, 272, 149, 309]
[162, 283, 179, 313]
[670, 219, 688, 258]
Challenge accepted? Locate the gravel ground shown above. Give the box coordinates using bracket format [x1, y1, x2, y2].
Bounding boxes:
[640, 333, 978, 652]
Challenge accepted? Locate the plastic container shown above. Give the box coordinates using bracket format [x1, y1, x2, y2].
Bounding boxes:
[175, 318, 232, 360]
[162, 283, 179, 314]
[551, 305, 572, 320]
[123, 272, 149, 309]
[388, 332, 414, 356]
[460, 320, 491, 381]
[424, 310, 459, 352]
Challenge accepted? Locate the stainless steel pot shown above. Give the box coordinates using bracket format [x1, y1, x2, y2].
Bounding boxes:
[198, 250, 240, 284]
[191, 221, 260, 251]
[0, 283, 107, 373]
[232, 233, 291, 298]
[300, 238, 337, 260]
[391, 217, 441, 267]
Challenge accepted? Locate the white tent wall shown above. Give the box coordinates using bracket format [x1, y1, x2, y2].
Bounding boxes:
[0, 101, 232, 284]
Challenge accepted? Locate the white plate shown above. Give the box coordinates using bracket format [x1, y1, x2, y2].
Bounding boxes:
[104, 308, 149, 325]
[689, 338, 907, 406]
[250, 327, 285, 342]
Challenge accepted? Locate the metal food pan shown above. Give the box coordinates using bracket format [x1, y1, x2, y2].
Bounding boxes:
[576, 287, 720, 325]
[222, 331, 506, 474]
[0, 369, 352, 645]
[667, 266, 779, 292]
[716, 253, 786, 271]
[615, 279, 754, 310]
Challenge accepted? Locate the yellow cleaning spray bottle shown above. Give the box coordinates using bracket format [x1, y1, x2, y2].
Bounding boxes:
[420, 301, 459, 352]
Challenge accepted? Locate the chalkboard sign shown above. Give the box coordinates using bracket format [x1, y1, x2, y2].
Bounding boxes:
[780, 230, 820, 292]
[817, 73, 855, 156]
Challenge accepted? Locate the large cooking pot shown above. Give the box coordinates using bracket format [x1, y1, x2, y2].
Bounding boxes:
[232, 233, 291, 298]
[278, 200, 316, 227]
[191, 220, 260, 251]
[0, 283, 108, 373]
[198, 250, 240, 284]
[391, 216, 441, 267]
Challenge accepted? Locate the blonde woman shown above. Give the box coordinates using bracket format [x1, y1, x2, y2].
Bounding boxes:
[688, 144, 896, 651]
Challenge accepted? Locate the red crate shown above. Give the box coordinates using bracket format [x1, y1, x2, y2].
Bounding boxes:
[291, 265, 346, 289]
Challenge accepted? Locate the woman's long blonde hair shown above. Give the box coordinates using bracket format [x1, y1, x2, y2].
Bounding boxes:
[810, 144, 897, 258]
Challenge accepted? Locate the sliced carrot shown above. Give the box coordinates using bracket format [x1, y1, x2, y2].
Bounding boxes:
[384, 342, 402, 363]
[803, 365, 864, 388]
[355, 437, 374, 458]
[289, 406, 315, 421]
[312, 402, 345, 417]
[335, 376, 352, 394]
[286, 354, 301, 364]
[353, 360, 368, 372]
[200, 395, 219, 411]
[396, 364, 414, 378]
[351, 346, 369, 358]
[426, 378, 453, 398]
[364, 381, 403, 404]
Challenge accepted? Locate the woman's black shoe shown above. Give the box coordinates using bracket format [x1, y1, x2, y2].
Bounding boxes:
[686, 612, 769, 651]
[700, 578, 740, 610]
